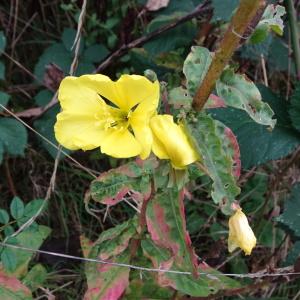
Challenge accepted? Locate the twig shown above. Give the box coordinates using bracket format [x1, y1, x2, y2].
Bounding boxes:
[94, 1, 210, 73]
[192, 0, 266, 111]
[4, 158, 17, 196]
[286, 0, 300, 79]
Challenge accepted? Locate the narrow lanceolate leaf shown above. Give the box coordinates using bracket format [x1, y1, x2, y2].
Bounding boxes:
[142, 239, 240, 297]
[81, 219, 137, 300]
[0, 270, 32, 300]
[146, 188, 198, 273]
[90, 158, 157, 206]
[183, 46, 212, 96]
[185, 113, 240, 214]
[216, 68, 276, 128]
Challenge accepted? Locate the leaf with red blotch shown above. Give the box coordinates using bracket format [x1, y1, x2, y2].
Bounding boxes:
[142, 239, 240, 297]
[216, 120, 241, 179]
[204, 94, 226, 109]
[81, 219, 137, 300]
[0, 270, 32, 299]
[90, 157, 158, 206]
[146, 188, 198, 274]
[83, 251, 131, 300]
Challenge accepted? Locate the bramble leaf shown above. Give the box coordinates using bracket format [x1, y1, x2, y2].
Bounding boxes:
[186, 113, 240, 214]
[216, 68, 276, 128]
[3, 225, 51, 277]
[183, 46, 212, 96]
[0, 92, 10, 112]
[289, 82, 300, 132]
[277, 183, 300, 237]
[0, 118, 28, 164]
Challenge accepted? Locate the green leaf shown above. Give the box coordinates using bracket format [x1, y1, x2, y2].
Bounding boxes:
[289, 82, 300, 132]
[0, 31, 6, 54]
[0, 61, 5, 79]
[0, 209, 9, 224]
[10, 197, 24, 220]
[258, 220, 285, 247]
[61, 28, 84, 52]
[210, 85, 300, 169]
[277, 184, 300, 237]
[83, 44, 109, 62]
[22, 264, 47, 292]
[185, 113, 240, 214]
[169, 87, 192, 110]
[34, 90, 53, 107]
[211, 0, 239, 22]
[90, 158, 156, 206]
[144, 14, 197, 55]
[240, 173, 268, 214]
[24, 199, 46, 219]
[0, 91, 10, 111]
[260, 5, 285, 36]
[1, 248, 17, 273]
[183, 46, 212, 96]
[5, 225, 51, 277]
[0, 118, 28, 163]
[0, 270, 32, 299]
[216, 68, 276, 128]
[284, 241, 300, 266]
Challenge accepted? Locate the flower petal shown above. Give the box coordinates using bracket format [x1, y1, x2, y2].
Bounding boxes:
[116, 75, 160, 111]
[228, 209, 257, 255]
[54, 112, 109, 150]
[150, 115, 198, 168]
[101, 129, 142, 158]
[59, 75, 124, 111]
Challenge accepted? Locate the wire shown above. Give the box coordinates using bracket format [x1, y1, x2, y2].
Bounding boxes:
[0, 242, 299, 279]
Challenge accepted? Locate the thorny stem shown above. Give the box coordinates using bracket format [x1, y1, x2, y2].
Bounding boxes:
[286, 0, 300, 79]
[192, 0, 266, 111]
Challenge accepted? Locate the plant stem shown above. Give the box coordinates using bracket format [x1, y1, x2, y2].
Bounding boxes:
[286, 0, 300, 79]
[192, 0, 266, 111]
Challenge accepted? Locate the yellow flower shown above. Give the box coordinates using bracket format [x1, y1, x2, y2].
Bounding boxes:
[228, 208, 257, 255]
[54, 74, 159, 159]
[149, 114, 199, 169]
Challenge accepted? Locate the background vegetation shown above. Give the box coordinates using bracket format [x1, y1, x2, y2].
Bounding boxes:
[0, 0, 300, 299]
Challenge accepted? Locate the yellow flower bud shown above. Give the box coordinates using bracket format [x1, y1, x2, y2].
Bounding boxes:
[228, 209, 256, 255]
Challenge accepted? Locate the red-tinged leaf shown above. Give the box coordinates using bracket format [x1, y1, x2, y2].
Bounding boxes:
[80, 235, 94, 258]
[83, 251, 130, 300]
[142, 239, 240, 297]
[90, 158, 158, 206]
[223, 126, 241, 178]
[81, 219, 137, 300]
[204, 94, 226, 109]
[146, 188, 198, 273]
[0, 270, 32, 299]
